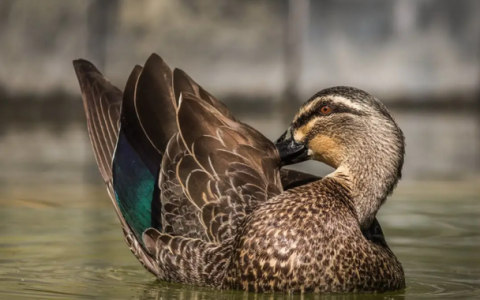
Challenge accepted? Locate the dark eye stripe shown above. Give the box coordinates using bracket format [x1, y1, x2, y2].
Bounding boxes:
[292, 101, 364, 129]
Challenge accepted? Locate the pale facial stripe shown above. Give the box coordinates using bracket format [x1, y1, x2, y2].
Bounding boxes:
[328, 96, 365, 111]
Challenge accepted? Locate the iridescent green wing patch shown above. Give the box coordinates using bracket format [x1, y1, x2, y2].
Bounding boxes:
[112, 128, 159, 245]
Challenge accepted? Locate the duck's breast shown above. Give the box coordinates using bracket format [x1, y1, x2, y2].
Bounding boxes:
[227, 185, 405, 293]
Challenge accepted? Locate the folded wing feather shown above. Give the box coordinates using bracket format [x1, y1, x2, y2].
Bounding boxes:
[158, 91, 282, 243]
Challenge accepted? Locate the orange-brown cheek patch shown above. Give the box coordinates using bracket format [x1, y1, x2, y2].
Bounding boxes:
[308, 135, 343, 168]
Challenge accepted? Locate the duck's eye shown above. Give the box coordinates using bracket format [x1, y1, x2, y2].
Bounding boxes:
[320, 105, 332, 115]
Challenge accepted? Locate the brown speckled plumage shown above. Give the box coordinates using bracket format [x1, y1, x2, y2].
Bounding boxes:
[227, 177, 404, 293]
[73, 53, 406, 293]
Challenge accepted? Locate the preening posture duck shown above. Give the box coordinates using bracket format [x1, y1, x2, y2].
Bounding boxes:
[73, 53, 405, 293]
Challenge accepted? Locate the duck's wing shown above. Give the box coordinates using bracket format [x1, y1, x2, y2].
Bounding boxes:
[158, 87, 283, 243]
[156, 68, 283, 242]
[170, 71, 317, 194]
[170, 67, 317, 193]
[73, 60, 159, 275]
[142, 90, 284, 283]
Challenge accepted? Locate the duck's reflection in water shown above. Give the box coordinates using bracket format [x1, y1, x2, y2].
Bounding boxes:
[133, 281, 406, 300]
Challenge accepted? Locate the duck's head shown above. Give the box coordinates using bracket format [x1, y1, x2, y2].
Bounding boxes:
[275, 86, 405, 228]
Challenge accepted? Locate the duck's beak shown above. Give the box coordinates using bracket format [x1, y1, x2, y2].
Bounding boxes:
[274, 129, 309, 166]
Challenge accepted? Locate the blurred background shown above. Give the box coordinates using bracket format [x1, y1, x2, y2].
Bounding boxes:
[1, 0, 479, 192]
[0, 1, 479, 299]
[0, 0, 479, 190]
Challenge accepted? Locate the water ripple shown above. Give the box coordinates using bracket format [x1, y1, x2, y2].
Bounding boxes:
[0, 198, 478, 300]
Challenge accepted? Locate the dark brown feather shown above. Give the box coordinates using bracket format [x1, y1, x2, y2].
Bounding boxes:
[160, 133, 208, 239]
[173, 69, 238, 121]
[73, 59, 121, 186]
[133, 53, 177, 157]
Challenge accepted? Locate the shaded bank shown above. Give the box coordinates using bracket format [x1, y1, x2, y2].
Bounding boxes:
[0, 90, 479, 185]
[1, 87, 479, 128]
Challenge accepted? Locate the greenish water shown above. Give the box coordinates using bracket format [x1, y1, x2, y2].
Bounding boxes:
[0, 192, 478, 300]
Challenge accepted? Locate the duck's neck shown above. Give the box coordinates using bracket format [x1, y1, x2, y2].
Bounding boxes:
[327, 156, 401, 230]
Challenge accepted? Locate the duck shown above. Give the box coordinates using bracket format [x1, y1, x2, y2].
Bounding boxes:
[72, 53, 405, 293]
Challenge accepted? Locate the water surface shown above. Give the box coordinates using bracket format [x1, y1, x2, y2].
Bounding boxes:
[0, 187, 478, 300]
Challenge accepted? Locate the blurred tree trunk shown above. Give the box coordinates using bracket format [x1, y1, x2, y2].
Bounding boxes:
[87, 0, 119, 71]
[282, 0, 309, 125]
